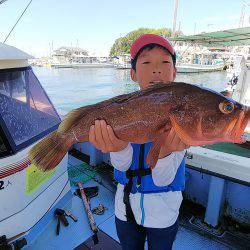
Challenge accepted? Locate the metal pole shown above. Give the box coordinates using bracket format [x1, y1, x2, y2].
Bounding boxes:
[77, 182, 98, 233]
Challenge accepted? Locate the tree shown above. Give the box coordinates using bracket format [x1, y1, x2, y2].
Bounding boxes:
[109, 28, 182, 57]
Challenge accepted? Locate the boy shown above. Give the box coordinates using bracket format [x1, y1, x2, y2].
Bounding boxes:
[89, 34, 189, 250]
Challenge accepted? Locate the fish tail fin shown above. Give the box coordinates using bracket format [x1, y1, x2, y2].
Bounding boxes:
[29, 131, 71, 171]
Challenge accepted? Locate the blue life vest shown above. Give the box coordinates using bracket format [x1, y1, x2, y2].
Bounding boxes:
[114, 142, 186, 194]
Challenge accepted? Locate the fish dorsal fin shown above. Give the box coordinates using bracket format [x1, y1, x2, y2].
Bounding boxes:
[111, 92, 140, 103]
[58, 105, 95, 132]
[58, 91, 143, 133]
[58, 82, 176, 132]
[57, 93, 138, 133]
[111, 83, 173, 104]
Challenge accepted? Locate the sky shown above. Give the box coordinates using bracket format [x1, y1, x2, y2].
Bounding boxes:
[0, 0, 248, 57]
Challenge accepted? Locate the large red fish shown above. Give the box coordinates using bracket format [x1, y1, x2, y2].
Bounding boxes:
[29, 82, 250, 171]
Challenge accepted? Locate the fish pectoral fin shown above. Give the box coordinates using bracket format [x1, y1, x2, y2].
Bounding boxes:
[169, 115, 192, 145]
[146, 135, 165, 169]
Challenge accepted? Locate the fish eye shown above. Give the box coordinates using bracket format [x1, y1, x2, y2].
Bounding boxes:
[219, 101, 234, 114]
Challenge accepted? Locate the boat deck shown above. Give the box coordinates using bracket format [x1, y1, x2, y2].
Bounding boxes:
[203, 141, 250, 158]
[24, 155, 236, 250]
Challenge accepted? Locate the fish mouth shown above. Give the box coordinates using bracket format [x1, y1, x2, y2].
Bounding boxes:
[226, 106, 250, 143]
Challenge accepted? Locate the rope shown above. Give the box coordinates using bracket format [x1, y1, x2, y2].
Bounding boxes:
[3, 0, 33, 43]
[0, 0, 8, 5]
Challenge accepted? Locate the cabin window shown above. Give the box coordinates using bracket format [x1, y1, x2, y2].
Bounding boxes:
[0, 67, 61, 152]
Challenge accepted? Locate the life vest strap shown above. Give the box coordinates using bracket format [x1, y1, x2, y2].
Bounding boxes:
[125, 168, 152, 178]
[123, 144, 150, 222]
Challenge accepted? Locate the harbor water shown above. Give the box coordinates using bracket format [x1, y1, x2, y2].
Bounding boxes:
[33, 67, 229, 113]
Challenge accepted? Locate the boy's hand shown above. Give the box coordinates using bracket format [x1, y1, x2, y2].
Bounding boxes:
[89, 120, 128, 153]
[159, 128, 189, 158]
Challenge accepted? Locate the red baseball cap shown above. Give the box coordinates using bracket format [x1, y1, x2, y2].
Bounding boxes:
[130, 34, 175, 59]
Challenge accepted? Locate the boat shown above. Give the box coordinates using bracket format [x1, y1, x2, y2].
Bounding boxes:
[176, 62, 225, 73]
[113, 54, 132, 69]
[0, 43, 71, 248]
[0, 28, 249, 249]
[51, 62, 114, 69]
[50, 47, 114, 69]
[174, 43, 226, 73]
[50, 63, 73, 68]
[115, 62, 131, 69]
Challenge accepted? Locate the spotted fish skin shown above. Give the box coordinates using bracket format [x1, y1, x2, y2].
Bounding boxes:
[29, 82, 250, 171]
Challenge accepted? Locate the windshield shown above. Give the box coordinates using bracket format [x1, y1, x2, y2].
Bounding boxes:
[0, 67, 61, 151]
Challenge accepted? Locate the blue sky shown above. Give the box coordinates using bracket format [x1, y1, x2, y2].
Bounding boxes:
[0, 0, 247, 57]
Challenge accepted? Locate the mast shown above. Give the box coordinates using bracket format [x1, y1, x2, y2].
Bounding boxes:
[239, 1, 250, 28]
[172, 0, 179, 37]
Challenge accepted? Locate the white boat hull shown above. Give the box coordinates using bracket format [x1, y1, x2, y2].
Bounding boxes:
[176, 63, 225, 73]
[51, 63, 114, 68]
[115, 63, 131, 69]
[0, 144, 70, 239]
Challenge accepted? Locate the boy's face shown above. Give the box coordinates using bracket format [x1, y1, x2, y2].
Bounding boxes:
[131, 47, 177, 90]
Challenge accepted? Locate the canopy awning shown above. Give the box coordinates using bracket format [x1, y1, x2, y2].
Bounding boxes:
[171, 27, 250, 47]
